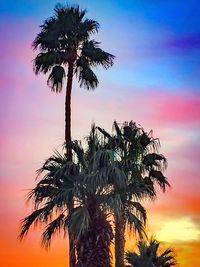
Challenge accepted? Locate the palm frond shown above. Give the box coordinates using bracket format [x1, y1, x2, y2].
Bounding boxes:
[143, 153, 168, 171]
[68, 206, 90, 241]
[126, 211, 146, 239]
[41, 214, 65, 248]
[27, 185, 59, 206]
[54, 3, 86, 19]
[81, 40, 115, 69]
[78, 18, 99, 38]
[125, 251, 140, 267]
[113, 121, 123, 136]
[47, 65, 66, 92]
[19, 207, 47, 240]
[149, 170, 170, 192]
[77, 61, 99, 90]
[33, 51, 67, 75]
[32, 17, 59, 51]
[70, 140, 85, 166]
[96, 126, 112, 140]
[103, 193, 124, 215]
[126, 238, 177, 267]
[126, 201, 147, 224]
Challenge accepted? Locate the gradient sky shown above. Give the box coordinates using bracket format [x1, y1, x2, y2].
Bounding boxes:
[0, 0, 200, 266]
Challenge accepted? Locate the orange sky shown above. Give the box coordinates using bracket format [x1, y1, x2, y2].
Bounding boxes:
[1, 1, 200, 266]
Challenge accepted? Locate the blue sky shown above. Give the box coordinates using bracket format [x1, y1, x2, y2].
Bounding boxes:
[0, 1, 200, 267]
[2, 0, 200, 91]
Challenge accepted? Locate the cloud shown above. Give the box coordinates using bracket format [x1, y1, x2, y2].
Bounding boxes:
[143, 91, 200, 125]
[156, 217, 200, 243]
[165, 34, 200, 52]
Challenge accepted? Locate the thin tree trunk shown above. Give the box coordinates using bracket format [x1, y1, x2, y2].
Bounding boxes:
[65, 61, 73, 160]
[68, 195, 76, 267]
[115, 212, 125, 267]
[68, 219, 76, 267]
[65, 61, 76, 267]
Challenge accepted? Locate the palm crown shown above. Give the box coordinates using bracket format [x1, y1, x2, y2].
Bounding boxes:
[125, 238, 177, 267]
[33, 4, 114, 92]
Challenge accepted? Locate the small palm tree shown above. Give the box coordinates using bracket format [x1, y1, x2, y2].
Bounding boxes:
[95, 121, 170, 267]
[125, 238, 177, 267]
[33, 3, 115, 159]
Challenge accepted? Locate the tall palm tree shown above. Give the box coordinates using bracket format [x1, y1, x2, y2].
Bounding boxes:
[125, 238, 177, 267]
[33, 3, 115, 159]
[95, 121, 170, 267]
[33, 5, 114, 265]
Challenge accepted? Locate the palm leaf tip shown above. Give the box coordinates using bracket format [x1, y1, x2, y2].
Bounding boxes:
[149, 170, 170, 192]
[81, 19, 100, 35]
[54, 3, 86, 20]
[47, 65, 65, 93]
[82, 40, 115, 69]
[19, 218, 33, 240]
[126, 212, 146, 239]
[18, 209, 43, 240]
[41, 214, 65, 249]
[79, 67, 99, 90]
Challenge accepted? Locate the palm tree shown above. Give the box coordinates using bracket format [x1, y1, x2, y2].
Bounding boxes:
[95, 121, 170, 267]
[125, 238, 177, 267]
[19, 136, 114, 266]
[33, 5, 114, 265]
[19, 122, 169, 266]
[19, 124, 150, 266]
[33, 3, 114, 159]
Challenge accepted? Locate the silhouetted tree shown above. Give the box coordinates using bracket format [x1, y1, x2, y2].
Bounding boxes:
[125, 237, 176, 267]
[19, 126, 115, 267]
[96, 121, 170, 267]
[33, 5, 114, 265]
[33, 3, 114, 159]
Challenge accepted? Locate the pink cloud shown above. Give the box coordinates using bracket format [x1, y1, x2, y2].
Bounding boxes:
[152, 92, 200, 124]
[167, 143, 200, 165]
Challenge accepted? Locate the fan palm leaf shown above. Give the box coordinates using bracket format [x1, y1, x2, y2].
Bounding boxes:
[125, 238, 176, 267]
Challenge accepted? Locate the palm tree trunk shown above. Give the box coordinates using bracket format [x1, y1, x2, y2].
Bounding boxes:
[69, 227, 76, 267]
[65, 61, 76, 267]
[115, 212, 125, 267]
[76, 198, 113, 267]
[65, 61, 73, 160]
[68, 197, 76, 267]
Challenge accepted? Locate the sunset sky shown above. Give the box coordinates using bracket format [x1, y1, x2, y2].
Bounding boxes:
[0, 0, 200, 266]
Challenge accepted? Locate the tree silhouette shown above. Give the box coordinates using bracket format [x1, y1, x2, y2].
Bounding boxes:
[125, 237, 176, 267]
[96, 121, 170, 267]
[33, 3, 114, 159]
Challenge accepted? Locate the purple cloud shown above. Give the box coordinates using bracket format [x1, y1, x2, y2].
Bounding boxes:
[166, 34, 200, 52]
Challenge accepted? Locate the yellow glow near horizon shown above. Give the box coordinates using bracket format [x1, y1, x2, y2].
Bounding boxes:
[157, 217, 200, 243]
